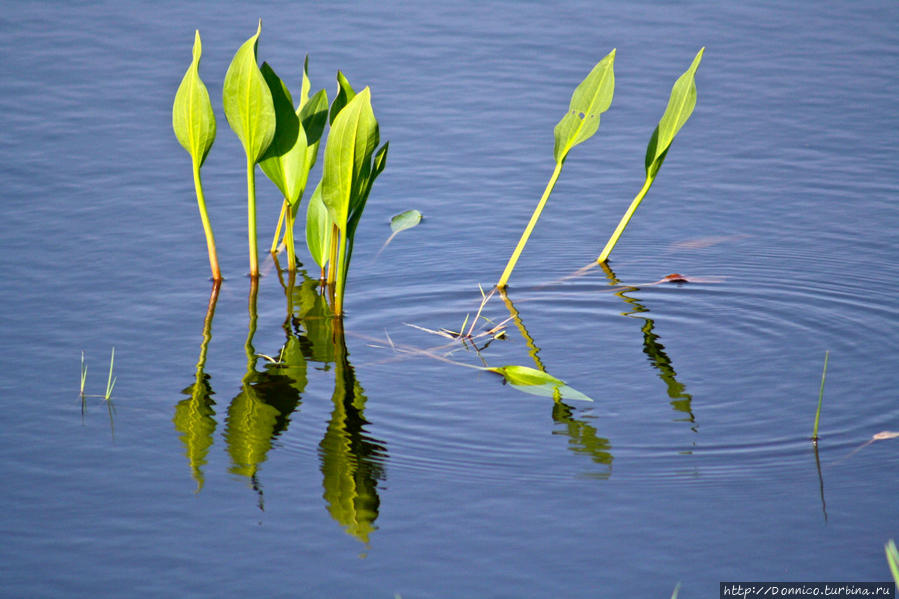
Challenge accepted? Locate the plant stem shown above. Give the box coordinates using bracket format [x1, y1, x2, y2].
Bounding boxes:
[246, 156, 259, 278]
[270, 200, 287, 254]
[596, 175, 653, 264]
[327, 224, 340, 285]
[497, 160, 564, 289]
[192, 164, 222, 281]
[333, 227, 348, 315]
[812, 350, 830, 441]
[284, 202, 296, 273]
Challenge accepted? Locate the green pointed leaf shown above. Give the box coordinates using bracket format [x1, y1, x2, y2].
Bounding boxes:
[305, 181, 331, 269]
[258, 62, 300, 198]
[172, 30, 216, 168]
[222, 20, 276, 163]
[390, 209, 422, 234]
[645, 47, 704, 178]
[486, 365, 593, 402]
[299, 55, 312, 108]
[329, 70, 356, 125]
[345, 141, 387, 270]
[553, 49, 616, 164]
[321, 88, 378, 232]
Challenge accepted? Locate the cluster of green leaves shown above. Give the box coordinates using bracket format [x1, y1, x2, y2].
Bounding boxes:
[172, 23, 387, 315]
[497, 47, 704, 288]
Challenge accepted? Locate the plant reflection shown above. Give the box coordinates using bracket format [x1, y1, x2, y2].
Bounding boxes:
[173, 281, 221, 492]
[285, 275, 387, 544]
[600, 263, 696, 431]
[500, 291, 613, 477]
[224, 278, 304, 509]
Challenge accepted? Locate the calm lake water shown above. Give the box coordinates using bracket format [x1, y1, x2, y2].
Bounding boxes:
[1, 1, 897, 597]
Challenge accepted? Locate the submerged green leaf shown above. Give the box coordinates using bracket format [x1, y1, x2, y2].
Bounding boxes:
[553, 49, 616, 164]
[390, 209, 422, 234]
[172, 30, 216, 167]
[645, 47, 704, 178]
[485, 365, 593, 402]
[222, 20, 276, 163]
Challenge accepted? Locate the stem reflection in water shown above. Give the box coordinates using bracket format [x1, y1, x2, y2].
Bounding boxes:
[224, 278, 303, 510]
[173, 281, 221, 492]
[499, 291, 612, 477]
[600, 263, 696, 431]
[285, 274, 387, 544]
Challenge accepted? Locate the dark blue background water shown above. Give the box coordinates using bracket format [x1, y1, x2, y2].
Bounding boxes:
[1, 2, 897, 597]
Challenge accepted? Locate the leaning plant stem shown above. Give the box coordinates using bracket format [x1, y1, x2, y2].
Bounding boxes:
[812, 350, 830, 442]
[270, 200, 288, 253]
[283, 203, 297, 273]
[246, 156, 259, 278]
[497, 161, 564, 288]
[596, 175, 653, 264]
[192, 164, 222, 281]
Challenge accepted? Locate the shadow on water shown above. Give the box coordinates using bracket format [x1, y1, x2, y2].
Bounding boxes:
[173, 269, 386, 542]
[499, 291, 613, 478]
[600, 263, 697, 433]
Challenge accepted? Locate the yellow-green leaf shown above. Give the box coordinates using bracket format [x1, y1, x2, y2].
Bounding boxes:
[222, 20, 275, 163]
[486, 365, 593, 402]
[172, 30, 216, 168]
[553, 49, 616, 164]
[645, 47, 704, 178]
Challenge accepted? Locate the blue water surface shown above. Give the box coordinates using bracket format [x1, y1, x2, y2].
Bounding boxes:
[0, 1, 897, 597]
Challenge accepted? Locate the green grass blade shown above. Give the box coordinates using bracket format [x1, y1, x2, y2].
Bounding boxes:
[80, 351, 87, 396]
[812, 350, 830, 441]
[104, 347, 116, 400]
[886, 540, 899, 585]
[553, 49, 616, 164]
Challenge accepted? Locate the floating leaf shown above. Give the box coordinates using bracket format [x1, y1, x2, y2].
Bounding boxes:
[485, 365, 593, 402]
[645, 47, 704, 178]
[172, 30, 216, 168]
[553, 49, 616, 164]
[376, 208, 421, 257]
[222, 20, 276, 164]
[390, 209, 422, 234]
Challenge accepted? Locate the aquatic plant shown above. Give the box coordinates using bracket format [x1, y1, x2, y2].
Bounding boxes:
[222, 21, 276, 278]
[812, 350, 829, 442]
[319, 84, 388, 315]
[104, 347, 117, 401]
[596, 48, 705, 263]
[497, 50, 616, 288]
[260, 57, 329, 272]
[172, 30, 221, 281]
[80, 351, 87, 397]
